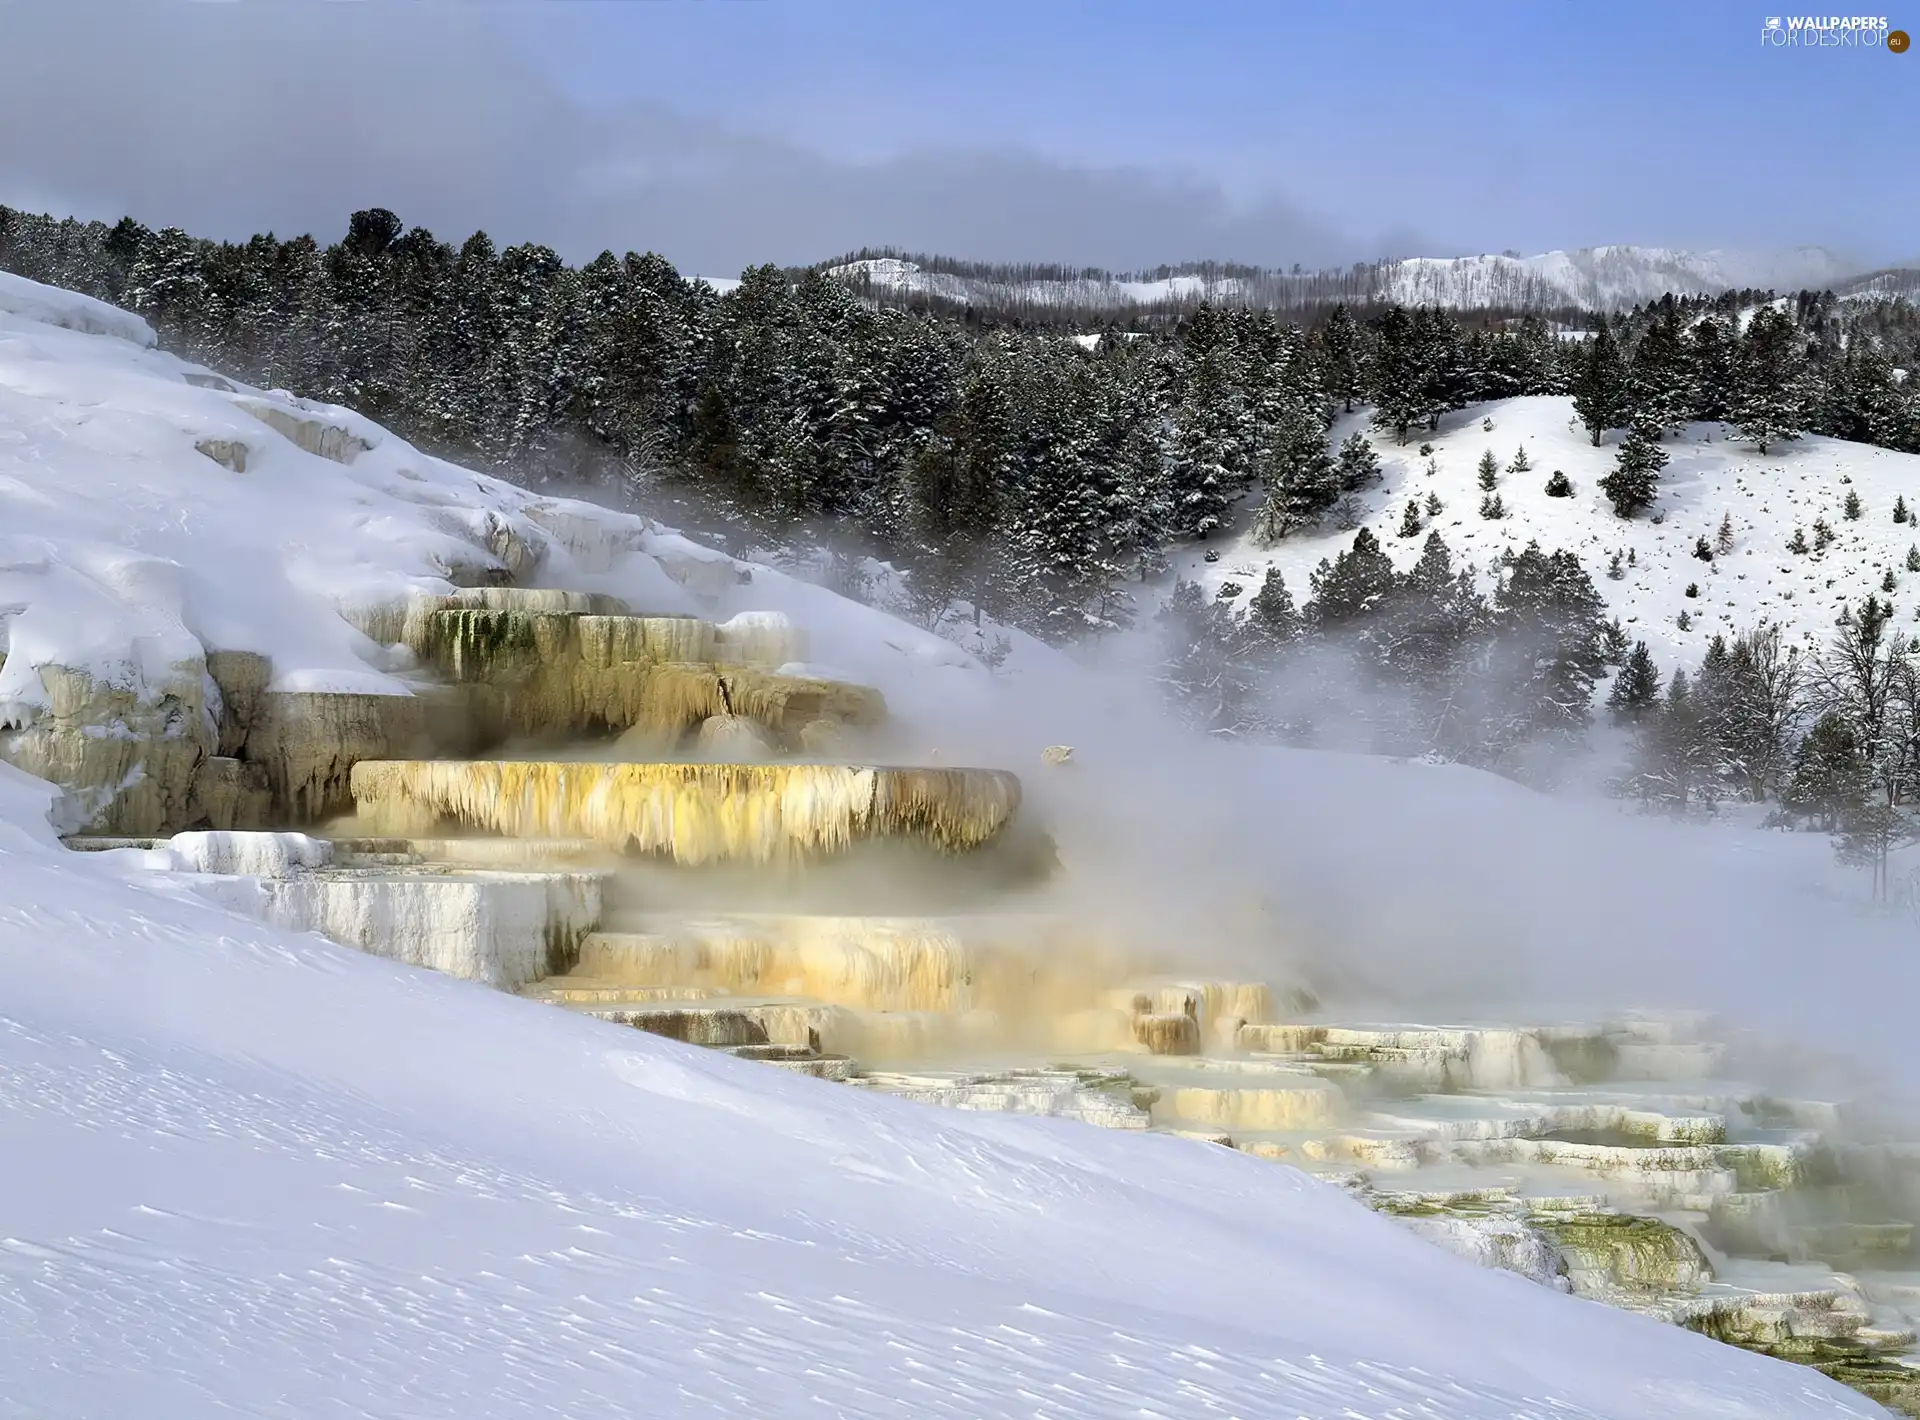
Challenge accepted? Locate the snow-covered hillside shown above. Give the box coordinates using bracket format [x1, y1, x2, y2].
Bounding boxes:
[0, 273, 994, 795]
[0, 278, 1903, 1417]
[823, 245, 1865, 314]
[1379, 246, 1857, 311]
[829, 256, 1253, 309]
[1180, 396, 1920, 677]
[0, 758, 1884, 1420]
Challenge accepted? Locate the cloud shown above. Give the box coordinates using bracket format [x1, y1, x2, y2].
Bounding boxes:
[0, 1, 1373, 276]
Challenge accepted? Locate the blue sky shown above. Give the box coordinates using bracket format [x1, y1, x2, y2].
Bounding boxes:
[0, 0, 1911, 272]
[488, 0, 1917, 265]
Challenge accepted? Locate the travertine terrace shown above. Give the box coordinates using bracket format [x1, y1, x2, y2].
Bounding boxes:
[54, 580, 1920, 1416]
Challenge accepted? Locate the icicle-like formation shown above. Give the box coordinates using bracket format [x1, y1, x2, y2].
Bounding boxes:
[1158, 1081, 1346, 1131]
[573, 914, 1143, 1037]
[411, 607, 884, 747]
[166, 830, 332, 878]
[257, 870, 604, 988]
[350, 760, 1022, 864]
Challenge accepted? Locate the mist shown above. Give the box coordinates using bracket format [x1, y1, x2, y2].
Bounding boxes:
[673, 526, 1916, 1120]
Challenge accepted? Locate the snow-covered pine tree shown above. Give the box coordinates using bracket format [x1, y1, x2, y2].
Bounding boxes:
[1476, 449, 1500, 491]
[1246, 565, 1302, 648]
[1318, 303, 1362, 414]
[1334, 431, 1382, 491]
[1399, 501, 1422, 537]
[1571, 315, 1629, 447]
[1599, 426, 1665, 517]
[1731, 306, 1812, 453]
[1607, 640, 1663, 722]
[1625, 306, 1692, 437]
[1716, 512, 1735, 555]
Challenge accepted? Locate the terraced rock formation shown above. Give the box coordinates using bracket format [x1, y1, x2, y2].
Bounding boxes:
[52, 578, 1920, 1415]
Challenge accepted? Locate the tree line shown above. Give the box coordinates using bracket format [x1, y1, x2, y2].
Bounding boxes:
[3, 204, 1916, 650]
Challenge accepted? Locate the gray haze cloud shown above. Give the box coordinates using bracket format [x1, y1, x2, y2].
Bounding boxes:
[0, 2, 1377, 275]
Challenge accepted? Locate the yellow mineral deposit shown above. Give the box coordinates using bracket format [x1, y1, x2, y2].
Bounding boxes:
[348, 759, 1023, 865]
[1158, 1080, 1345, 1131]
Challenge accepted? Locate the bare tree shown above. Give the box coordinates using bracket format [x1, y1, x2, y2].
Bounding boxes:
[1722, 623, 1806, 800]
[1810, 597, 1918, 900]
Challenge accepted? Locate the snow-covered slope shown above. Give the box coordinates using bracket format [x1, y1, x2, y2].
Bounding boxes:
[0, 758, 1891, 1419]
[823, 246, 1862, 314]
[1180, 396, 1920, 676]
[0, 277, 1900, 1418]
[1379, 246, 1857, 311]
[829, 256, 1254, 308]
[0, 276, 995, 753]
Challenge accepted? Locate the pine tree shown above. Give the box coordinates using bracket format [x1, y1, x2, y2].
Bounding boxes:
[1599, 426, 1665, 517]
[1898, 495, 1911, 525]
[1608, 640, 1663, 722]
[1814, 517, 1837, 550]
[1509, 446, 1532, 474]
[1907, 545, 1920, 572]
[1334, 432, 1382, 491]
[1731, 307, 1811, 453]
[1844, 488, 1864, 520]
[1318, 303, 1361, 414]
[1545, 470, 1572, 497]
[1694, 534, 1713, 562]
[1479, 492, 1506, 519]
[1308, 527, 1398, 651]
[1488, 542, 1609, 746]
[1607, 549, 1625, 580]
[1883, 567, 1898, 594]
[1600, 616, 1630, 663]
[1716, 512, 1735, 555]
[1476, 449, 1500, 491]
[1571, 316, 1629, 446]
[1786, 710, 1871, 832]
[1246, 565, 1302, 648]
[1399, 501, 1423, 537]
[1788, 527, 1810, 554]
[1424, 490, 1443, 517]
[1625, 308, 1692, 437]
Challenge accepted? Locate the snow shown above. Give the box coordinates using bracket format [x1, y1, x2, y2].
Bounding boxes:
[0, 274, 996, 732]
[0, 754, 1887, 1417]
[0, 272, 1904, 1418]
[827, 256, 1254, 310]
[0, 268, 157, 346]
[824, 247, 1864, 313]
[1380, 245, 1857, 311]
[1177, 395, 1920, 676]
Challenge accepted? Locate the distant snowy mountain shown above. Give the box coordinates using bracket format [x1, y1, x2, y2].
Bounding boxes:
[821, 245, 1869, 315]
[1378, 246, 1859, 311]
[827, 256, 1264, 309]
